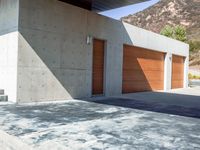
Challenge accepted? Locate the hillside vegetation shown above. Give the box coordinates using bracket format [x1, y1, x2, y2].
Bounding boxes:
[122, 0, 200, 66]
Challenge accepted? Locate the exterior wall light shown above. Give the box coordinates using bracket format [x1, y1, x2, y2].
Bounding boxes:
[169, 56, 172, 61]
[86, 35, 93, 45]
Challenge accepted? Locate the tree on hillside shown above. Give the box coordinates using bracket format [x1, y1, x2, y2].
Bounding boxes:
[160, 25, 187, 42]
[189, 40, 200, 52]
[160, 25, 174, 38]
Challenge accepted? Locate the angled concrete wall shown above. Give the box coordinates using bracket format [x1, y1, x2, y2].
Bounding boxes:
[17, 0, 90, 102]
[15, 0, 189, 103]
[0, 0, 19, 102]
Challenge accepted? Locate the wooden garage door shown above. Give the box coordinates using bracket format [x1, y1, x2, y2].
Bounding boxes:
[92, 39, 105, 95]
[172, 55, 184, 89]
[122, 45, 165, 93]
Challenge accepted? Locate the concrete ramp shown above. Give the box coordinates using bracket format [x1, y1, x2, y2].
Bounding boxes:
[0, 130, 33, 150]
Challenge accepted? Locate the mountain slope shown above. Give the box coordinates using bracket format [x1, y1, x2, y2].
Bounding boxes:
[122, 0, 200, 67]
[122, 0, 200, 41]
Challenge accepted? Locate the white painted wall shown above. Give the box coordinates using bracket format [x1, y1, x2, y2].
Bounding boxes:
[0, 0, 19, 102]
[164, 53, 172, 90]
[0, 0, 189, 102]
[184, 57, 189, 88]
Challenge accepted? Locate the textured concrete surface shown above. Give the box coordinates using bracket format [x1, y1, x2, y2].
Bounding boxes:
[0, 89, 200, 150]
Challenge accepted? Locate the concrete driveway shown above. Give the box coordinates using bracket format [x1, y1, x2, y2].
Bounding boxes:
[0, 87, 200, 150]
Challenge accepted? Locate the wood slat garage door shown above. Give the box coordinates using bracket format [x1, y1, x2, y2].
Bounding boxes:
[122, 45, 165, 93]
[172, 55, 185, 89]
[92, 39, 105, 95]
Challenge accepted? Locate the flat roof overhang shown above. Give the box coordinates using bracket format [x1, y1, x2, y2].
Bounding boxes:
[59, 0, 148, 12]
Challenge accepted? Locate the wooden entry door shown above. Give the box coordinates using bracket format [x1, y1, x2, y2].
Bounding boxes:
[172, 55, 185, 89]
[92, 39, 105, 95]
[122, 45, 165, 93]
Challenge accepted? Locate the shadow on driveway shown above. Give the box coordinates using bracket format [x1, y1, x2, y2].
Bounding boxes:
[87, 92, 200, 119]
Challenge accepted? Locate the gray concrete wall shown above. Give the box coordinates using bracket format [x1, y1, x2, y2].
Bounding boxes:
[17, 0, 90, 102]
[0, 0, 19, 102]
[17, 0, 189, 103]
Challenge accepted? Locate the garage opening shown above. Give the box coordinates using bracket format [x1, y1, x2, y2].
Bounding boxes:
[172, 55, 185, 89]
[92, 39, 105, 95]
[122, 45, 165, 93]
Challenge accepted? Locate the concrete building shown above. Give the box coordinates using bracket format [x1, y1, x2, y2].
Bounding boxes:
[0, 0, 189, 103]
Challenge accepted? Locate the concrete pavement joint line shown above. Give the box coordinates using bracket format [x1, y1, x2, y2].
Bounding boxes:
[16, 99, 80, 106]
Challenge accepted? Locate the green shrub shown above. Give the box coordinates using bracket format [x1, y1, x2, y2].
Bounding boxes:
[188, 73, 193, 79]
[160, 25, 200, 54]
[174, 25, 187, 42]
[160, 25, 174, 38]
[188, 73, 200, 79]
[160, 25, 187, 42]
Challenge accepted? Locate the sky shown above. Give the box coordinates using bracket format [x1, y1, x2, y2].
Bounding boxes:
[99, 0, 160, 20]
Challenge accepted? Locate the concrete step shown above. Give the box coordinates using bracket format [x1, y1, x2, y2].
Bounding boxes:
[0, 95, 8, 102]
[0, 89, 4, 95]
